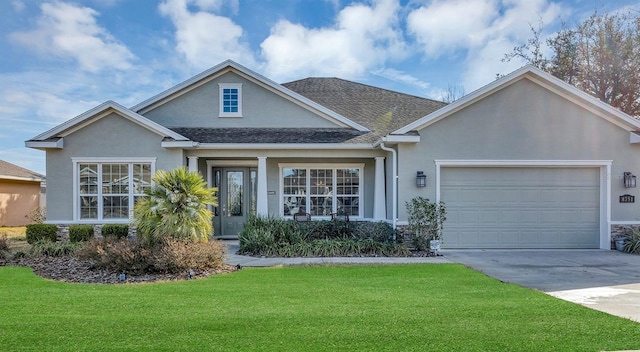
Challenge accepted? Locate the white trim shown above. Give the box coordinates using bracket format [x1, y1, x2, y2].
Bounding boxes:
[381, 135, 420, 143]
[393, 65, 640, 135]
[161, 141, 199, 148]
[130, 60, 370, 132]
[29, 101, 189, 143]
[72, 158, 156, 222]
[205, 160, 259, 167]
[278, 163, 365, 219]
[196, 143, 374, 150]
[435, 159, 612, 250]
[25, 139, 63, 149]
[0, 175, 43, 182]
[257, 157, 268, 216]
[218, 83, 243, 117]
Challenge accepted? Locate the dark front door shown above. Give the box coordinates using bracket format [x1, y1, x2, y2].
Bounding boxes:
[212, 167, 256, 237]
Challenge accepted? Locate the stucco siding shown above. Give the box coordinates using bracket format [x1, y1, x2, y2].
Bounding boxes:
[397, 78, 640, 221]
[46, 112, 184, 222]
[0, 179, 40, 226]
[141, 72, 340, 129]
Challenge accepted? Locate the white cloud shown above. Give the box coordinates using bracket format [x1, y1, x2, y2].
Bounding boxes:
[158, 0, 254, 70]
[260, 0, 407, 82]
[11, 0, 25, 12]
[371, 67, 431, 91]
[407, 0, 498, 58]
[407, 0, 567, 91]
[9, 1, 136, 73]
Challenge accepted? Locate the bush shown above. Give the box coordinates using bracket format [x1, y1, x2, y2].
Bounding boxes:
[101, 224, 129, 239]
[623, 228, 640, 254]
[0, 233, 8, 251]
[25, 224, 58, 244]
[239, 216, 409, 257]
[69, 225, 94, 242]
[29, 240, 81, 257]
[77, 237, 227, 274]
[406, 197, 447, 251]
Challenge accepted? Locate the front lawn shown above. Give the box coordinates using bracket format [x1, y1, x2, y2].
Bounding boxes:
[1, 264, 638, 351]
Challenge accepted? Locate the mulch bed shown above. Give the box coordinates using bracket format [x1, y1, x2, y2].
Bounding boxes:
[1, 257, 238, 284]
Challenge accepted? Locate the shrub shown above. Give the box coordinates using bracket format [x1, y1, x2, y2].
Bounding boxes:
[352, 221, 395, 242]
[77, 237, 227, 274]
[0, 233, 8, 251]
[28, 207, 46, 224]
[134, 167, 217, 244]
[153, 238, 227, 272]
[101, 224, 129, 239]
[623, 228, 640, 254]
[29, 240, 81, 257]
[406, 197, 447, 251]
[69, 225, 94, 242]
[77, 238, 151, 274]
[25, 224, 58, 244]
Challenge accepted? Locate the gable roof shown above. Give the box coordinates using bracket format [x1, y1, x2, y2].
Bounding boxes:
[130, 60, 370, 132]
[26, 101, 189, 147]
[169, 127, 367, 144]
[283, 77, 446, 138]
[0, 160, 44, 182]
[393, 65, 640, 135]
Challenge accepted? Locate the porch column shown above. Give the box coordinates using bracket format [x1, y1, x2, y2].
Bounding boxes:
[257, 156, 268, 216]
[373, 156, 387, 220]
[187, 156, 199, 173]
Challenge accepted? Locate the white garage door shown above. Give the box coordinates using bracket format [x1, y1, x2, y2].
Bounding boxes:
[440, 167, 600, 249]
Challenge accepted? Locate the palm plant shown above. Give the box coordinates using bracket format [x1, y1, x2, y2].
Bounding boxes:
[134, 167, 218, 243]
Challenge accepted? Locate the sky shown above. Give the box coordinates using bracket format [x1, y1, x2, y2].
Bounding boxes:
[0, 0, 638, 175]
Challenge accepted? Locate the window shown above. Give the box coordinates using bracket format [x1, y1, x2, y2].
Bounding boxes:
[74, 159, 154, 221]
[219, 83, 242, 117]
[281, 164, 363, 218]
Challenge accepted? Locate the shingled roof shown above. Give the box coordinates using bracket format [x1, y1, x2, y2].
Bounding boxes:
[282, 77, 447, 137]
[169, 128, 368, 144]
[0, 160, 44, 182]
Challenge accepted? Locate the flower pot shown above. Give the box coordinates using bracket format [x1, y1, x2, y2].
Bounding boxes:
[614, 237, 627, 251]
[430, 240, 441, 251]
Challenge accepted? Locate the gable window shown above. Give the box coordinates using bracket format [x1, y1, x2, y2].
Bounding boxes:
[280, 164, 363, 218]
[74, 158, 155, 221]
[219, 83, 242, 117]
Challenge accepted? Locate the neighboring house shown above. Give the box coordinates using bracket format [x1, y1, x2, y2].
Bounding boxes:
[26, 60, 640, 249]
[0, 159, 44, 226]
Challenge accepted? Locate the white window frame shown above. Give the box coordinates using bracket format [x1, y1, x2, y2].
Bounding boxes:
[219, 83, 243, 117]
[279, 163, 364, 219]
[72, 158, 156, 223]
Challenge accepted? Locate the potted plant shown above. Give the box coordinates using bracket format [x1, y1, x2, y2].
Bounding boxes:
[405, 197, 447, 253]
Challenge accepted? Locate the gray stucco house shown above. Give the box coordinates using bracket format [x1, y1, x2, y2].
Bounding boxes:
[26, 60, 640, 249]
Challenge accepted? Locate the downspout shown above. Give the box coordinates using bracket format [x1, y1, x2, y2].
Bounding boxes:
[379, 142, 397, 229]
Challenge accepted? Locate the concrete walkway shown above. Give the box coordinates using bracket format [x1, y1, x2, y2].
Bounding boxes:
[223, 241, 640, 323]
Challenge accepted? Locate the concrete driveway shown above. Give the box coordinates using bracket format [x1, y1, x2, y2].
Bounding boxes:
[444, 250, 640, 323]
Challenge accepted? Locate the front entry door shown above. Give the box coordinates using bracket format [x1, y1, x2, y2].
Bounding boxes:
[212, 167, 256, 237]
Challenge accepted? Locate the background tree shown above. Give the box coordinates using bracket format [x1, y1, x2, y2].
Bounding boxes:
[503, 11, 640, 117]
[134, 167, 218, 244]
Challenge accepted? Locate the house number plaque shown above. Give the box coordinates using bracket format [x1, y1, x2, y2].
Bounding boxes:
[620, 194, 635, 203]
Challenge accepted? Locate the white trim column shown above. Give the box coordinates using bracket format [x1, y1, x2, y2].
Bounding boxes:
[373, 156, 386, 220]
[187, 156, 199, 173]
[257, 157, 268, 216]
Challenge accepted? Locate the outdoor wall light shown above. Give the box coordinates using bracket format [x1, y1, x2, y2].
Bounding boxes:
[624, 172, 637, 188]
[416, 171, 426, 187]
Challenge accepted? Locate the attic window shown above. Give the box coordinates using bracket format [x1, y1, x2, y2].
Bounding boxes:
[219, 83, 242, 117]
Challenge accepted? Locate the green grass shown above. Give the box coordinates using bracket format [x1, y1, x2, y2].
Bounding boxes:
[1, 264, 638, 351]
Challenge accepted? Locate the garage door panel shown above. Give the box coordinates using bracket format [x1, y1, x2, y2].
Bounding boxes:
[441, 167, 600, 249]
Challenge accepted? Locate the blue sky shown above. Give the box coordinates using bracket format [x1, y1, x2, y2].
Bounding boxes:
[1, 0, 637, 175]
